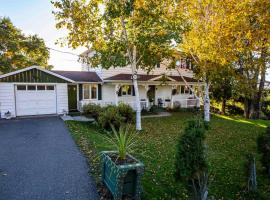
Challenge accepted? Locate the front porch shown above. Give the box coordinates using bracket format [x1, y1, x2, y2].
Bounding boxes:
[77, 82, 202, 111]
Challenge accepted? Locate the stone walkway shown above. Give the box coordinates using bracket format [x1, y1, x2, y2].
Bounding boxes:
[61, 115, 94, 122]
[141, 112, 172, 118]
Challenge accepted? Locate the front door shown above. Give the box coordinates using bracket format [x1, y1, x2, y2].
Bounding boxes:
[68, 85, 77, 111]
[147, 85, 156, 105]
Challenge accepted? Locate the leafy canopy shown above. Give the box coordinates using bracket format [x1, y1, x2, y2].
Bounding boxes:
[52, 0, 186, 71]
[0, 17, 51, 73]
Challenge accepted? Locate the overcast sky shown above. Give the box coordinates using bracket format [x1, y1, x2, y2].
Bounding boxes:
[0, 0, 85, 71]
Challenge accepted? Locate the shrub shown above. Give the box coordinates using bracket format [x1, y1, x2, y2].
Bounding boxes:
[117, 103, 135, 123]
[82, 103, 103, 121]
[257, 127, 270, 177]
[98, 105, 124, 130]
[175, 118, 209, 200]
[227, 104, 244, 115]
[261, 100, 270, 119]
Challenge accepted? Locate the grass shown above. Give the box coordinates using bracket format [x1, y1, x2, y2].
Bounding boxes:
[66, 112, 270, 199]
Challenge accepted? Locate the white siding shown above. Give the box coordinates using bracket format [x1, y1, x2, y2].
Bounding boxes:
[0, 83, 16, 118]
[56, 83, 68, 114]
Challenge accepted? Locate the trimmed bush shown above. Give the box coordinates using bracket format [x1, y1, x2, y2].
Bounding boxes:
[117, 103, 135, 123]
[82, 103, 103, 121]
[98, 105, 124, 130]
[175, 118, 209, 200]
[257, 127, 270, 177]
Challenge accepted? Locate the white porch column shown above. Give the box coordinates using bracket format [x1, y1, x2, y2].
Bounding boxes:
[115, 84, 120, 106]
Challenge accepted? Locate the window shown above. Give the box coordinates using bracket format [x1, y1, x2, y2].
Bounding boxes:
[83, 85, 90, 99]
[46, 85, 55, 90]
[180, 85, 185, 94]
[184, 86, 189, 94]
[91, 85, 97, 99]
[27, 85, 36, 90]
[83, 84, 98, 99]
[37, 85, 46, 90]
[121, 85, 132, 96]
[17, 85, 26, 90]
[189, 85, 193, 94]
[156, 62, 160, 68]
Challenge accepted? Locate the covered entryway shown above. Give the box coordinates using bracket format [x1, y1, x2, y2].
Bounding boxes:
[68, 85, 78, 111]
[15, 84, 57, 116]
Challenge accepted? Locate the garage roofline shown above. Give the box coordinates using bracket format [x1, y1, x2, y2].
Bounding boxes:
[0, 66, 75, 83]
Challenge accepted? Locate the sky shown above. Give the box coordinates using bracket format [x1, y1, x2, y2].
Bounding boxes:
[0, 0, 85, 71]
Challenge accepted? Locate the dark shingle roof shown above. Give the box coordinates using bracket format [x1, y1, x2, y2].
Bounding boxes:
[52, 71, 102, 82]
[105, 73, 198, 82]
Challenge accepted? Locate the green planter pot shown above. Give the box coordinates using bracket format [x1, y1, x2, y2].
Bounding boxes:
[101, 151, 144, 200]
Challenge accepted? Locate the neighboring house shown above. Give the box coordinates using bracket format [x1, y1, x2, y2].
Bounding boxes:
[0, 59, 202, 118]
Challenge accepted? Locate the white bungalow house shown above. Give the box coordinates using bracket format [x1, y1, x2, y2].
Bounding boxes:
[0, 54, 202, 118]
[79, 50, 203, 110]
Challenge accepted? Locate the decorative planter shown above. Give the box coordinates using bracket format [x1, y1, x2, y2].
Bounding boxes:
[101, 151, 144, 200]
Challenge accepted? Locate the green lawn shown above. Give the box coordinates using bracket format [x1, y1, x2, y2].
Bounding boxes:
[66, 112, 270, 199]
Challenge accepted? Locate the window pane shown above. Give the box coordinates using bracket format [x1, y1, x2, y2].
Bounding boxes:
[122, 85, 132, 96]
[184, 86, 189, 94]
[181, 86, 185, 94]
[91, 85, 97, 99]
[46, 85, 54, 90]
[17, 85, 26, 90]
[27, 85, 36, 90]
[37, 85, 46, 90]
[83, 85, 90, 99]
[127, 86, 132, 95]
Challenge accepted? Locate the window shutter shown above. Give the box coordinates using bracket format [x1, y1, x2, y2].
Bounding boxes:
[98, 84, 102, 100]
[157, 62, 160, 68]
[79, 84, 83, 100]
[118, 86, 122, 96]
[132, 86, 135, 96]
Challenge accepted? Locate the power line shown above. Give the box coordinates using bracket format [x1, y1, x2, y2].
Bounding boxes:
[47, 47, 81, 57]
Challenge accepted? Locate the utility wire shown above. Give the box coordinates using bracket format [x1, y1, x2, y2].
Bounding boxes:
[47, 47, 81, 57]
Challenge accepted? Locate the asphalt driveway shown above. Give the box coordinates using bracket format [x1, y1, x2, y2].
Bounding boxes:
[0, 116, 99, 200]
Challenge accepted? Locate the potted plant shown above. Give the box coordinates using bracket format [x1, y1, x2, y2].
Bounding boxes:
[101, 125, 144, 200]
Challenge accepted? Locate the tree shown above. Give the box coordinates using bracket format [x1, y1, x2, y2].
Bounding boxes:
[178, 0, 270, 120]
[52, 0, 185, 130]
[0, 17, 51, 73]
[175, 118, 209, 200]
[211, 67, 234, 114]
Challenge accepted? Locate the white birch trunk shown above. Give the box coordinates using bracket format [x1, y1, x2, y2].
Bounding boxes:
[131, 47, 142, 131]
[204, 82, 210, 122]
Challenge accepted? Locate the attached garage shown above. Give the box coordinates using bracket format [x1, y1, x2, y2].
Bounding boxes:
[15, 84, 57, 116]
[0, 66, 74, 118]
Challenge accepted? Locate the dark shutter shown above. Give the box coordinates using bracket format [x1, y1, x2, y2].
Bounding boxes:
[157, 62, 160, 68]
[79, 84, 83, 100]
[132, 86, 135, 96]
[118, 86, 122, 96]
[98, 84, 102, 100]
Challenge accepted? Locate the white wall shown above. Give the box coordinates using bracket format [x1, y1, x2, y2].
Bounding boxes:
[0, 83, 16, 118]
[56, 83, 69, 114]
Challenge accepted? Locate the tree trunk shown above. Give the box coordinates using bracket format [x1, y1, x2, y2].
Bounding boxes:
[204, 82, 210, 122]
[131, 47, 142, 131]
[221, 98, 226, 115]
[254, 48, 267, 119]
[244, 99, 251, 119]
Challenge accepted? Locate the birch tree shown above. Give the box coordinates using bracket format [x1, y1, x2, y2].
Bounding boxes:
[178, 0, 270, 121]
[52, 0, 185, 130]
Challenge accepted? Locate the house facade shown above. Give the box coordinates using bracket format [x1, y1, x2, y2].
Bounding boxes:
[0, 60, 202, 118]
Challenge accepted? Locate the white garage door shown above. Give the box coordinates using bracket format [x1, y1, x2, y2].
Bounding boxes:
[15, 84, 57, 116]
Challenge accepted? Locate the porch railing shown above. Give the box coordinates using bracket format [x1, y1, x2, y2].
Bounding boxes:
[78, 98, 199, 112]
